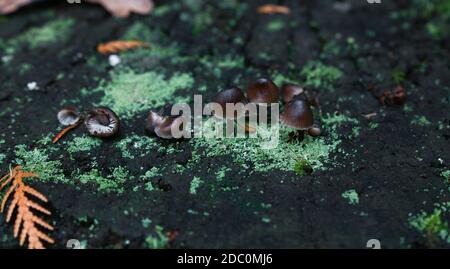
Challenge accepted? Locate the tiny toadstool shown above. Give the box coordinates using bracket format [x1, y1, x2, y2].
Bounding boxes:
[57, 107, 81, 126]
[247, 78, 280, 106]
[212, 87, 248, 120]
[154, 115, 185, 140]
[281, 100, 320, 141]
[84, 107, 120, 138]
[145, 111, 165, 136]
[53, 107, 83, 143]
[281, 84, 304, 103]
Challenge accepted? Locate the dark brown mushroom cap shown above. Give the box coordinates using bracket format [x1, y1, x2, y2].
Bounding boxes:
[145, 111, 165, 136]
[212, 87, 247, 119]
[154, 116, 185, 139]
[281, 84, 304, 103]
[281, 100, 314, 130]
[84, 107, 120, 138]
[57, 107, 81, 126]
[247, 78, 280, 105]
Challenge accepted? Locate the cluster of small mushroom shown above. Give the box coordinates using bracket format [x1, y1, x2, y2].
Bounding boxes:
[54, 107, 120, 142]
[55, 78, 319, 142]
[210, 78, 321, 141]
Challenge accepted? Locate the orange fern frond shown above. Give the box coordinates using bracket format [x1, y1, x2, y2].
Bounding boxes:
[97, 40, 150, 55]
[257, 4, 291, 15]
[0, 166, 54, 249]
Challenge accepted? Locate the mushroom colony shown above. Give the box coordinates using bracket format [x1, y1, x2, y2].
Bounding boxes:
[55, 78, 320, 142]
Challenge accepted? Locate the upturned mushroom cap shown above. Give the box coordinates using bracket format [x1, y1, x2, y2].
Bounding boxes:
[281, 100, 314, 130]
[145, 111, 165, 136]
[212, 87, 247, 119]
[154, 116, 185, 139]
[57, 107, 81, 126]
[247, 78, 280, 105]
[84, 107, 120, 138]
[307, 125, 321, 137]
[281, 84, 304, 103]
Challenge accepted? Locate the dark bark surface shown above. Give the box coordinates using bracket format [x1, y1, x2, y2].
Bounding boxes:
[0, 0, 449, 249]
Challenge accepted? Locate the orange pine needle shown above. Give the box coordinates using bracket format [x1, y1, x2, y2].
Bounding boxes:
[0, 166, 54, 249]
[52, 122, 80, 144]
[97, 40, 150, 55]
[257, 4, 291, 15]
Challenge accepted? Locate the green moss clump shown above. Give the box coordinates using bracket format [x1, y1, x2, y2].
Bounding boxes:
[97, 70, 194, 118]
[409, 203, 450, 244]
[301, 61, 343, 89]
[294, 159, 313, 176]
[342, 189, 359, 205]
[66, 135, 102, 154]
[14, 145, 68, 184]
[6, 18, 75, 51]
[189, 176, 204, 195]
[145, 225, 169, 249]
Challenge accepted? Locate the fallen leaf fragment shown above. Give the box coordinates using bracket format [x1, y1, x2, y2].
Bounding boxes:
[97, 40, 150, 55]
[257, 4, 291, 15]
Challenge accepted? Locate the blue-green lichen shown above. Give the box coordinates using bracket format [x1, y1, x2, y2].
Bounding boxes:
[191, 113, 357, 173]
[66, 135, 102, 154]
[3, 18, 75, 52]
[97, 70, 194, 118]
[14, 144, 68, 184]
[342, 189, 360, 205]
[189, 176, 204, 195]
[301, 61, 343, 89]
[145, 225, 169, 249]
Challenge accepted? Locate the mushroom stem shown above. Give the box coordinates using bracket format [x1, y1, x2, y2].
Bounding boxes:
[52, 121, 81, 144]
[288, 130, 305, 142]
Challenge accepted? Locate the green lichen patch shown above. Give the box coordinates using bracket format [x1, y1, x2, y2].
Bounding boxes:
[66, 135, 102, 154]
[266, 20, 285, 32]
[0, 154, 5, 166]
[411, 115, 432, 126]
[301, 61, 343, 89]
[199, 55, 245, 78]
[14, 144, 68, 184]
[115, 135, 159, 159]
[97, 70, 194, 118]
[342, 189, 360, 205]
[145, 225, 169, 249]
[76, 165, 131, 194]
[140, 167, 161, 192]
[121, 22, 180, 59]
[3, 18, 75, 52]
[409, 203, 450, 244]
[191, 113, 357, 173]
[189, 176, 204, 195]
[442, 170, 450, 183]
